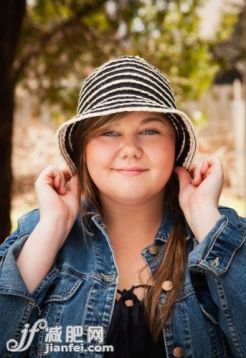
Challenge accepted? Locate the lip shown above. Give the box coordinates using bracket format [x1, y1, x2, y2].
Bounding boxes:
[114, 167, 148, 176]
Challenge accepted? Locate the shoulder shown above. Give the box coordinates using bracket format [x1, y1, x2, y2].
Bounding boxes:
[17, 208, 40, 235]
[0, 209, 84, 257]
[218, 206, 246, 226]
[0, 209, 40, 257]
[14, 209, 84, 237]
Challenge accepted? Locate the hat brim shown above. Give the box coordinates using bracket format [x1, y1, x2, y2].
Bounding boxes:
[57, 105, 197, 172]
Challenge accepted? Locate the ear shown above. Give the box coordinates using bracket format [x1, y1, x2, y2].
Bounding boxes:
[174, 166, 192, 191]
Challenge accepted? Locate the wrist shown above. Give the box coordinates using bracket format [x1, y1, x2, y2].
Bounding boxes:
[184, 205, 221, 243]
[39, 215, 72, 240]
[184, 200, 218, 220]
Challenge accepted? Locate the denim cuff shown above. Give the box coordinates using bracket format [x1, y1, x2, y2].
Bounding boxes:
[188, 214, 246, 275]
[0, 234, 58, 305]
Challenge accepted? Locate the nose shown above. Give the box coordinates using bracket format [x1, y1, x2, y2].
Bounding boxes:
[119, 136, 142, 159]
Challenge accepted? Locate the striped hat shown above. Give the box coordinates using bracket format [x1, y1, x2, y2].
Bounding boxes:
[57, 56, 197, 171]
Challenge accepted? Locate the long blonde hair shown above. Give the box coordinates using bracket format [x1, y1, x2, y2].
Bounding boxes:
[72, 113, 187, 341]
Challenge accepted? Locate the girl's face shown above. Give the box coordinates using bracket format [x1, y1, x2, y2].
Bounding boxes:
[85, 112, 176, 206]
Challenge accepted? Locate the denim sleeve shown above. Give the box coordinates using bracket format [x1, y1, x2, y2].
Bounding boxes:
[188, 207, 246, 358]
[0, 213, 58, 355]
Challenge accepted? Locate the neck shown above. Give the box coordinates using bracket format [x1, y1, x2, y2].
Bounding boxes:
[100, 194, 165, 247]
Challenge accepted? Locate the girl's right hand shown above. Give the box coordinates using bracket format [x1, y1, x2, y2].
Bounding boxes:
[34, 165, 80, 234]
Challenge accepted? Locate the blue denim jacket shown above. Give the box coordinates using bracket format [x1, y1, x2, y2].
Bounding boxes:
[0, 206, 245, 358]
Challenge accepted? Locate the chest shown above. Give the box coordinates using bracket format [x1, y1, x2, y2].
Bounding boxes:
[110, 240, 153, 301]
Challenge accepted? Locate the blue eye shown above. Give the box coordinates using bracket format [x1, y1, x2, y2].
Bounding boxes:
[143, 129, 160, 135]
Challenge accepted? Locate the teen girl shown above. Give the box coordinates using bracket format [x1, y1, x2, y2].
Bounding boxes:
[0, 56, 245, 358]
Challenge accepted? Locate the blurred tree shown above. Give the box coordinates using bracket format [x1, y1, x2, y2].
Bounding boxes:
[211, 2, 246, 70]
[0, 0, 239, 243]
[0, 0, 26, 243]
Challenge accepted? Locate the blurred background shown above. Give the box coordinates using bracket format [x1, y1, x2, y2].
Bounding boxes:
[1, 0, 246, 243]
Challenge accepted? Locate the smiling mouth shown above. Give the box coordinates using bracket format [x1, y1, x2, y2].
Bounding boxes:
[114, 168, 148, 176]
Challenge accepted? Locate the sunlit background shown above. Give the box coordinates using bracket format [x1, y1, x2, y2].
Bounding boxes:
[2, 0, 245, 236]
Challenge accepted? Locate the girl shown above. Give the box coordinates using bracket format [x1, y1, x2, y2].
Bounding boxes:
[0, 56, 245, 358]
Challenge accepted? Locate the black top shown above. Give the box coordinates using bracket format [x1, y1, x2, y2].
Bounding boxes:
[104, 284, 166, 357]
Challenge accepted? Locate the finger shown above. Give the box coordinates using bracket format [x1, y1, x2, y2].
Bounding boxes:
[63, 170, 72, 181]
[45, 167, 69, 195]
[200, 160, 211, 179]
[68, 173, 80, 199]
[201, 157, 222, 178]
[191, 162, 203, 186]
[38, 166, 60, 188]
[59, 172, 67, 195]
[198, 157, 224, 190]
[53, 172, 61, 190]
[58, 169, 72, 195]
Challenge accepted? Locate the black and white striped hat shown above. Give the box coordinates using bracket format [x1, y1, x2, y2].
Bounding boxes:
[57, 56, 197, 171]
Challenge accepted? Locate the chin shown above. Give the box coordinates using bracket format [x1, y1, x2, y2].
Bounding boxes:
[110, 193, 157, 205]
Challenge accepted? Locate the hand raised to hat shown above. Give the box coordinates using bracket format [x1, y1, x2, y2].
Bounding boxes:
[174, 156, 223, 242]
[15, 167, 81, 293]
[35, 166, 80, 238]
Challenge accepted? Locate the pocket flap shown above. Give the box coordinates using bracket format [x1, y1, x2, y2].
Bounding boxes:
[44, 269, 85, 303]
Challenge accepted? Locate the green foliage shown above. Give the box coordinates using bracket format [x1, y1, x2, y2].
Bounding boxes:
[15, 0, 239, 121]
[124, 0, 218, 103]
[209, 4, 242, 70]
[215, 9, 239, 43]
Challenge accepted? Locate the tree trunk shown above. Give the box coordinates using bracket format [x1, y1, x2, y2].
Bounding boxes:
[0, 86, 14, 243]
[0, 0, 26, 243]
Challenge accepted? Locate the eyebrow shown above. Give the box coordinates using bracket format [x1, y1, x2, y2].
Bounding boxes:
[109, 115, 169, 129]
[140, 116, 168, 125]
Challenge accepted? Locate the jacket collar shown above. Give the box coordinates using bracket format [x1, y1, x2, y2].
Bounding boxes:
[81, 196, 191, 244]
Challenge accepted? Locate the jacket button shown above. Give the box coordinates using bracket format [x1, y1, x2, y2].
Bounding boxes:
[173, 346, 184, 357]
[124, 299, 134, 307]
[162, 280, 173, 291]
[211, 257, 220, 267]
[148, 244, 159, 255]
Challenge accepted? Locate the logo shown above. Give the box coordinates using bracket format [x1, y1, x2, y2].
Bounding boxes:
[6, 320, 114, 354]
[6, 319, 47, 352]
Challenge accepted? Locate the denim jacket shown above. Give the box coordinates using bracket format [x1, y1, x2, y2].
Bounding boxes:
[0, 206, 245, 358]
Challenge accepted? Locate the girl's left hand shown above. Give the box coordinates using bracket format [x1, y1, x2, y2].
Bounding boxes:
[174, 156, 224, 242]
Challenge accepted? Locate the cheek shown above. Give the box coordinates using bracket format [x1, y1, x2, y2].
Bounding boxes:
[85, 141, 115, 171]
[150, 141, 175, 165]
